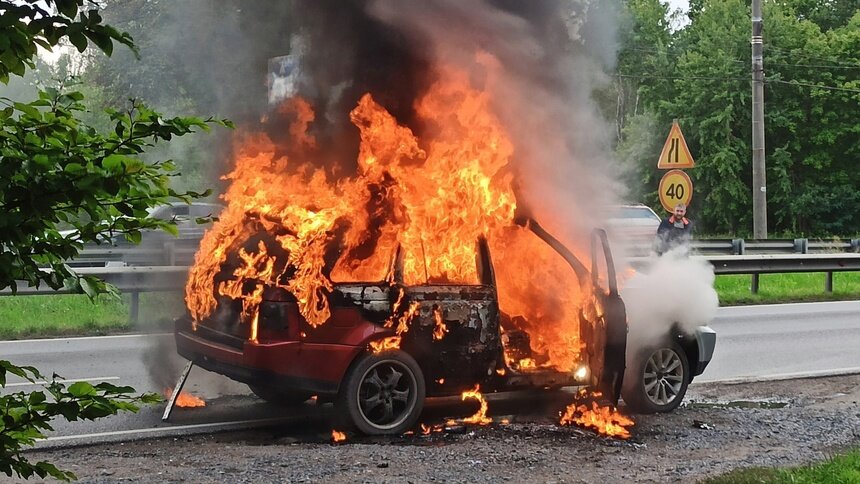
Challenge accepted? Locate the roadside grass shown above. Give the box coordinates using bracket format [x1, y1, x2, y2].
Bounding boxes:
[716, 272, 860, 306]
[703, 447, 860, 483]
[0, 293, 184, 340]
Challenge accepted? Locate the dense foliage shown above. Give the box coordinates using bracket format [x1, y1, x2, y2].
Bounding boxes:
[1, 0, 226, 479]
[615, 0, 859, 236]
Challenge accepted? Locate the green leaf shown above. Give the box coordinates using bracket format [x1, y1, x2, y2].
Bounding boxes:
[85, 30, 113, 56]
[68, 32, 88, 52]
[161, 223, 179, 237]
[67, 381, 96, 397]
[63, 162, 84, 174]
[56, 1, 79, 19]
[125, 230, 142, 245]
[78, 276, 97, 299]
[102, 154, 125, 172]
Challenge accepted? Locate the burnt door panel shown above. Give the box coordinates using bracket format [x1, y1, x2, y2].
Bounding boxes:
[400, 285, 502, 389]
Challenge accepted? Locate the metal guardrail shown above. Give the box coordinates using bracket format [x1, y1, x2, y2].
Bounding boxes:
[691, 238, 860, 255]
[3, 233, 859, 323]
[4, 253, 860, 323]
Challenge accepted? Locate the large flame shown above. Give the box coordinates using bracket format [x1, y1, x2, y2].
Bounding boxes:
[185, 64, 590, 371]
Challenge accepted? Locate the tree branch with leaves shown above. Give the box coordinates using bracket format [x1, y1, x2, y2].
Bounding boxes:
[1, 0, 230, 480]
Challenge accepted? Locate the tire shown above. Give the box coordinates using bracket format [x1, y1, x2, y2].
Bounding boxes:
[336, 350, 425, 435]
[622, 341, 690, 414]
[248, 384, 312, 406]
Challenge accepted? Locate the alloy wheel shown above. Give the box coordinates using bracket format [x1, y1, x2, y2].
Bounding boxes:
[643, 348, 685, 406]
[356, 359, 417, 431]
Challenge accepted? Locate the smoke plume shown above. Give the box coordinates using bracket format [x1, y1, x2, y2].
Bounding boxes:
[620, 249, 720, 349]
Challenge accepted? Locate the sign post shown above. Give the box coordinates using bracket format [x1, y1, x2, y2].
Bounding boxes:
[657, 120, 695, 212]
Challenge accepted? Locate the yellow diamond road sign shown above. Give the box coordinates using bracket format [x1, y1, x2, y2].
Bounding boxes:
[659, 169, 693, 212]
[657, 120, 695, 169]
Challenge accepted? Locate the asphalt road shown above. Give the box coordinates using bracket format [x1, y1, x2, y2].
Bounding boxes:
[2, 300, 858, 446]
[700, 300, 860, 382]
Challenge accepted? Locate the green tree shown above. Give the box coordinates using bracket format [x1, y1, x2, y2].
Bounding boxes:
[1, 0, 227, 479]
[614, 0, 859, 236]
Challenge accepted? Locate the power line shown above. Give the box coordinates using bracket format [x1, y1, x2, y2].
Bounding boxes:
[765, 46, 860, 67]
[613, 73, 860, 95]
[621, 44, 860, 70]
[767, 61, 860, 70]
[766, 79, 860, 94]
[613, 73, 748, 82]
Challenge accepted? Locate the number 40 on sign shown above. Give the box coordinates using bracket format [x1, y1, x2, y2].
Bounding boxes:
[659, 169, 693, 212]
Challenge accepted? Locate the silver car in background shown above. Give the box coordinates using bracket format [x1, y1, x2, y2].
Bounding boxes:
[606, 204, 662, 256]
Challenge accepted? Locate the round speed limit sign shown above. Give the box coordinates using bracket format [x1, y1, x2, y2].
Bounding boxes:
[658, 169, 693, 212]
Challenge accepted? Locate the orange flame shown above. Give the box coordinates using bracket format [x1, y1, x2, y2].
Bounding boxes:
[331, 430, 347, 443]
[461, 384, 492, 425]
[370, 300, 420, 353]
[369, 336, 402, 354]
[185, 62, 593, 371]
[163, 388, 206, 408]
[560, 400, 634, 439]
[432, 307, 448, 341]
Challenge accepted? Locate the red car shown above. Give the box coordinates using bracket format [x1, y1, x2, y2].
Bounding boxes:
[175, 223, 714, 434]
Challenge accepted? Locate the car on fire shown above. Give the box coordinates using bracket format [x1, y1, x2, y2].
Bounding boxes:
[175, 219, 716, 435]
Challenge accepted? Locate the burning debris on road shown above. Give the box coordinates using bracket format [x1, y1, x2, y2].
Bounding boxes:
[560, 391, 634, 440]
[163, 388, 206, 409]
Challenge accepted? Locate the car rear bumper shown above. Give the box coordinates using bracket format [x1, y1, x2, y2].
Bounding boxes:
[175, 327, 360, 396]
[693, 325, 717, 376]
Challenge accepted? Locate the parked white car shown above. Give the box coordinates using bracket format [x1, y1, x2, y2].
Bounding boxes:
[606, 204, 662, 256]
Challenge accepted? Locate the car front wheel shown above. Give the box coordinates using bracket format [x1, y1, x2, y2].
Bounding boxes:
[622, 341, 690, 413]
[336, 350, 425, 435]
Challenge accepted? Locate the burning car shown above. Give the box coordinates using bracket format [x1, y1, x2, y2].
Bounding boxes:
[174, 66, 715, 436]
[175, 217, 714, 435]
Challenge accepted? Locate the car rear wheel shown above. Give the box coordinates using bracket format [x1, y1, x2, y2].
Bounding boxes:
[622, 341, 689, 413]
[336, 350, 425, 435]
[248, 384, 312, 406]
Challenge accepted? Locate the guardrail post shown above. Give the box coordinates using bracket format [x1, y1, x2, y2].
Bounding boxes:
[851, 239, 860, 253]
[751, 273, 760, 294]
[825, 272, 833, 293]
[130, 291, 140, 326]
[794, 238, 808, 254]
[732, 238, 746, 255]
[164, 240, 176, 265]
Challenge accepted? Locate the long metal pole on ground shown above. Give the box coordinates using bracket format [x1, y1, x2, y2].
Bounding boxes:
[751, 0, 767, 238]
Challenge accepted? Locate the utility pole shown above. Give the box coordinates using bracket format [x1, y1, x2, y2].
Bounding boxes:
[751, 0, 767, 238]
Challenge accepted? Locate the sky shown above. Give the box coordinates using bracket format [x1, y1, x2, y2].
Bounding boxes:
[663, 0, 690, 13]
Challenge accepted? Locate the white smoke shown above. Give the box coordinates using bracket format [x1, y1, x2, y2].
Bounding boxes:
[620, 248, 720, 348]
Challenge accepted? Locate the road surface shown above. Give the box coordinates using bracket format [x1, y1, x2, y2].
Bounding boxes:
[2, 300, 858, 446]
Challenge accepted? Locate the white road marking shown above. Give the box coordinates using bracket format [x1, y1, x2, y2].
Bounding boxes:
[0, 333, 172, 345]
[695, 366, 860, 385]
[4, 376, 121, 388]
[41, 417, 297, 443]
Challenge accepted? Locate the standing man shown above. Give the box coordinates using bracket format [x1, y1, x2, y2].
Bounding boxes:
[655, 203, 693, 255]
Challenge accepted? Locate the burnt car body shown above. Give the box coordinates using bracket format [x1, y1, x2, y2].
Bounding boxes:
[176, 223, 715, 434]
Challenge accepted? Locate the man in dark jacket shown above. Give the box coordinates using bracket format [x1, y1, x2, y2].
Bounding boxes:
[656, 203, 692, 255]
